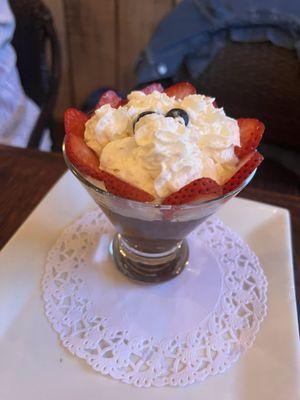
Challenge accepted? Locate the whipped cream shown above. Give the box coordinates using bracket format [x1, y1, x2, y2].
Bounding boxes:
[85, 104, 130, 156]
[84, 91, 240, 199]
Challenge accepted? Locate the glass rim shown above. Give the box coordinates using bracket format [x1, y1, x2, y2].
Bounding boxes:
[62, 140, 255, 210]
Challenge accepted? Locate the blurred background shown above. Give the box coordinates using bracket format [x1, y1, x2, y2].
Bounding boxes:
[1, 0, 300, 194]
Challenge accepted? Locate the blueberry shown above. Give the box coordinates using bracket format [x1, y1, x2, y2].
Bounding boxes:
[133, 111, 155, 131]
[166, 108, 189, 126]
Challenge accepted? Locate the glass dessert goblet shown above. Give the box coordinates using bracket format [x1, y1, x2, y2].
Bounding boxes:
[63, 144, 255, 283]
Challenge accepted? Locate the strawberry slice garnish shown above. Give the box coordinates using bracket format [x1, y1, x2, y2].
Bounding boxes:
[140, 83, 164, 95]
[65, 134, 104, 180]
[64, 108, 88, 137]
[162, 178, 222, 205]
[64, 107, 103, 179]
[223, 151, 264, 194]
[119, 98, 128, 106]
[96, 90, 122, 109]
[235, 118, 265, 159]
[164, 82, 197, 99]
[101, 171, 154, 202]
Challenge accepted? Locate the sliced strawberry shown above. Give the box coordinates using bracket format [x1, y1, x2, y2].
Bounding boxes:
[235, 118, 265, 159]
[101, 171, 154, 202]
[223, 151, 264, 194]
[64, 108, 102, 178]
[96, 90, 122, 109]
[141, 83, 164, 95]
[64, 108, 88, 138]
[164, 82, 197, 99]
[162, 178, 222, 205]
[119, 98, 128, 106]
[65, 134, 104, 180]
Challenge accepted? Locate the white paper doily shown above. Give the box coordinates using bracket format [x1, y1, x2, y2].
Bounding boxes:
[42, 210, 267, 387]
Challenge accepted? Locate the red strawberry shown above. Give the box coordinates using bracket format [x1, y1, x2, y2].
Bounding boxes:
[64, 108, 103, 178]
[162, 178, 222, 205]
[235, 118, 265, 159]
[164, 82, 197, 99]
[223, 151, 264, 194]
[96, 90, 122, 109]
[64, 108, 88, 138]
[141, 83, 164, 95]
[101, 171, 154, 202]
[119, 98, 128, 106]
[65, 134, 104, 180]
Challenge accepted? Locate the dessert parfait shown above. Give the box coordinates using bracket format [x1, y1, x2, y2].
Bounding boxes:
[63, 82, 265, 282]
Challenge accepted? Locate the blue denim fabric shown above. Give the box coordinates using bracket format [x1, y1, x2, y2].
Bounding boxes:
[135, 0, 300, 84]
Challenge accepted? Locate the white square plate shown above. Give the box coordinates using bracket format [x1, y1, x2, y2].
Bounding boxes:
[0, 172, 299, 399]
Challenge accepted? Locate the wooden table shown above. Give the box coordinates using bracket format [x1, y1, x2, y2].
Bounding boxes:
[1, 144, 299, 309]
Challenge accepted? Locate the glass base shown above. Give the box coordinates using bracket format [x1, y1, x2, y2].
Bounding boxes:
[112, 234, 189, 283]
